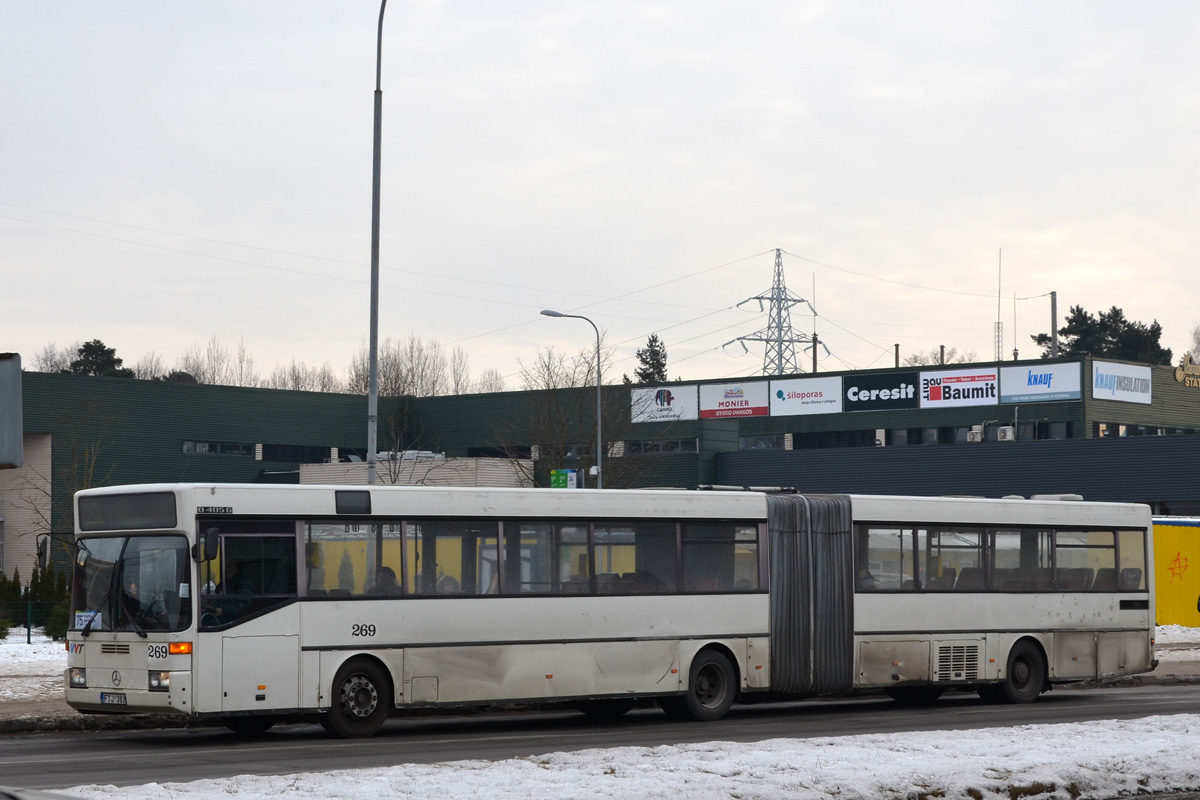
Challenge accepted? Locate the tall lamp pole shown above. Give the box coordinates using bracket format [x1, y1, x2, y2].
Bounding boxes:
[540, 309, 603, 489]
[366, 0, 388, 485]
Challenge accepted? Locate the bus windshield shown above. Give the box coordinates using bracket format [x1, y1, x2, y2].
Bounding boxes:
[71, 534, 193, 633]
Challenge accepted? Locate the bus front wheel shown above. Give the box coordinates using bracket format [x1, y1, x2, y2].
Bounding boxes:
[660, 649, 736, 722]
[321, 658, 391, 738]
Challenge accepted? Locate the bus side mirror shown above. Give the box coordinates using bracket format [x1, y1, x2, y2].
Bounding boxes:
[192, 528, 220, 562]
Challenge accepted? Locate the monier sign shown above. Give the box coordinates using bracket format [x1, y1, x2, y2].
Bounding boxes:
[699, 381, 770, 418]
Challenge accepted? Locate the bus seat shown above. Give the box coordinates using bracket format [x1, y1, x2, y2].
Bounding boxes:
[1092, 568, 1117, 590]
[1029, 568, 1053, 591]
[955, 567, 985, 591]
[1056, 567, 1094, 591]
[926, 567, 956, 590]
[327, 589, 352, 598]
[1119, 568, 1143, 590]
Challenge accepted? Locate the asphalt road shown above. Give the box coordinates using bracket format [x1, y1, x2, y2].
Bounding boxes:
[3, 682, 1200, 792]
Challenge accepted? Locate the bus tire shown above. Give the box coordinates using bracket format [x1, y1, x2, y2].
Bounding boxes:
[998, 640, 1046, 704]
[223, 716, 276, 735]
[322, 658, 391, 738]
[574, 698, 636, 720]
[659, 649, 736, 722]
[885, 686, 944, 705]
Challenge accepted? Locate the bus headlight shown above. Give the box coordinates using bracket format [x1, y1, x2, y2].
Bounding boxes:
[148, 671, 170, 692]
[69, 668, 87, 688]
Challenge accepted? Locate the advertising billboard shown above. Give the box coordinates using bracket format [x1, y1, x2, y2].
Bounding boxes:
[699, 381, 770, 419]
[1092, 361, 1152, 405]
[999, 363, 1082, 403]
[630, 385, 699, 423]
[843, 372, 919, 412]
[919, 368, 999, 409]
[769, 376, 843, 416]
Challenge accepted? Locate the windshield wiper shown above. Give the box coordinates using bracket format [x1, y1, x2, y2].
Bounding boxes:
[80, 583, 115, 638]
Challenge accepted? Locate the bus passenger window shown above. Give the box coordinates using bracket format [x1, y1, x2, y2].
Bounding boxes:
[856, 526, 914, 591]
[1117, 530, 1147, 591]
[681, 524, 758, 592]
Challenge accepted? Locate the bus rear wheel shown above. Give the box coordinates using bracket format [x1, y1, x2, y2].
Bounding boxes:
[660, 649, 736, 722]
[980, 640, 1045, 704]
[321, 658, 391, 738]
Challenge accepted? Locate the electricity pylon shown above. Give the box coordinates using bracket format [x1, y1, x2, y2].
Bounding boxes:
[725, 248, 815, 376]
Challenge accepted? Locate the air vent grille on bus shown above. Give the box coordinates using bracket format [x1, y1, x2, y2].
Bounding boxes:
[936, 645, 979, 681]
[100, 643, 130, 655]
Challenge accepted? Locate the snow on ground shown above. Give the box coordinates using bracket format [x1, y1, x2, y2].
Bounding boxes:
[0, 627, 64, 702]
[55, 716, 1200, 800]
[0, 627, 64, 676]
[3, 627, 1200, 800]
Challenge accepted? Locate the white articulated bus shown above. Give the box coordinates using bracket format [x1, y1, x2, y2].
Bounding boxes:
[64, 484, 1155, 737]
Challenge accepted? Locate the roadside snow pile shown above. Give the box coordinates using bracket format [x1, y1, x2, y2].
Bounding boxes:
[61, 715, 1200, 800]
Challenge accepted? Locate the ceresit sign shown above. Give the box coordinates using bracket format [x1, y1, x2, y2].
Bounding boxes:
[769, 376, 842, 416]
[630, 385, 699, 423]
[999, 363, 1082, 403]
[920, 368, 998, 409]
[844, 372, 919, 412]
[1092, 361, 1152, 405]
[699, 381, 769, 418]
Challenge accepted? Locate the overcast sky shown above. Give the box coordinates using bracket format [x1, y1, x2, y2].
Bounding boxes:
[3, 1, 1198, 389]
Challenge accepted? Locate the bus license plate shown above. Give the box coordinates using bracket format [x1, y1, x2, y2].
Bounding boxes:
[100, 692, 127, 705]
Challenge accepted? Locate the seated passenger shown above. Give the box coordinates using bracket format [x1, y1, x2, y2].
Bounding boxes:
[366, 566, 401, 596]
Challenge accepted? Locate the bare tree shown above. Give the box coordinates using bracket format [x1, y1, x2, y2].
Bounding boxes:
[450, 346, 471, 395]
[1190, 324, 1200, 361]
[132, 352, 165, 380]
[30, 343, 78, 373]
[474, 367, 506, 394]
[230, 340, 259, 387]
[501, 333, 651, 488]
[348, 334, 451, 397]
[266, 360, 345, 392]
[903, 346, 978, 367]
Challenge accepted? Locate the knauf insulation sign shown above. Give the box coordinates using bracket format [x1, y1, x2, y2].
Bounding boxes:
[919, 368, 998, 409]
[1092, 361, 1152, 404]
[699, 381, 769, 418]
[999, 363, 1082, 403]
[769, 376, 842, 416]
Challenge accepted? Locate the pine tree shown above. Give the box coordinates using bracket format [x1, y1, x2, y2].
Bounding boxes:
[633, 334, 669, 384]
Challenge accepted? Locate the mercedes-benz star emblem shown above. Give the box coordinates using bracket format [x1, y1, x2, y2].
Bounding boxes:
[112, 670, 121, 687]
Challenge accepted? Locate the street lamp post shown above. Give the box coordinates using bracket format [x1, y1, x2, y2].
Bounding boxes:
[366, 0, 388, 486]
[540, 309, 603, 489]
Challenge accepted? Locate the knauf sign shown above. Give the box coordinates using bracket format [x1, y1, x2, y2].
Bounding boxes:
[999, 363, 1082, 403]
[1092, 361, 1152, 405]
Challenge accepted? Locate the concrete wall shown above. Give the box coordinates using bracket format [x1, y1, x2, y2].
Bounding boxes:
[0, 434, 51, 584]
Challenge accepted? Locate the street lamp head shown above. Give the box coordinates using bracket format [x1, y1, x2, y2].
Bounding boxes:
[540, 309, 564, 318]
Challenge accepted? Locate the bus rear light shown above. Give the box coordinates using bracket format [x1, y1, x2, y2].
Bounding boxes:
[149, 671, 170, 692]
[169, 642, 193, 655]
[69, 668, 87, 688]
